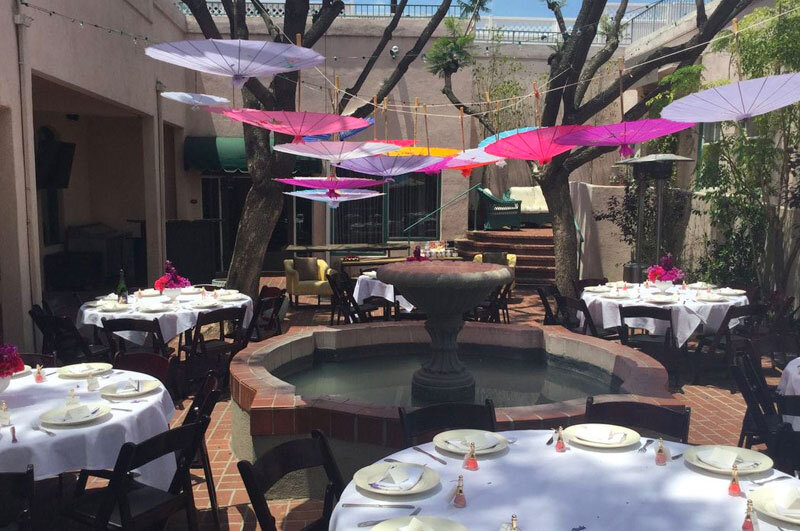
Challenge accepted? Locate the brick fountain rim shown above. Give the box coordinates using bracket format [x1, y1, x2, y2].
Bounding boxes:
[229, 322, 683, 447]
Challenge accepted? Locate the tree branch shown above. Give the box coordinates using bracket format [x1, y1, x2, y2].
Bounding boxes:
[337, 0, 409, 114]
[251, 0, 281, 38]
[351, 0, 453, 118]
[441, 71, 496, 133]
[547, 1, 568, 36]
[303, 0, 345, 48]
[232, 0, 248, 39]
[574, 0, 628, 106]
[559, 0, 608, 117]
[574, 0, 752, 124]
[695, 0, 708, 29]
[183, 0, 223, 38]
[220, 0, 236, 36]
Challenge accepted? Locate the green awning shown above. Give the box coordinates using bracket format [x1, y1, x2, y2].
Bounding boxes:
[184, 136, 322, 174]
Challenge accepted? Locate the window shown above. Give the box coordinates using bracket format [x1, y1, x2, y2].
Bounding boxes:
[331, 171, 440, 244]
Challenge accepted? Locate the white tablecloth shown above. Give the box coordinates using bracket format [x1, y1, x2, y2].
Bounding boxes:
[582, 285, 748, 346]
[777, 357, 800, 430]
[77, 293, 253, 344]
[0, 368, 176, 487]
[331, 429, 792, 531]
[354, 275, 414, 313]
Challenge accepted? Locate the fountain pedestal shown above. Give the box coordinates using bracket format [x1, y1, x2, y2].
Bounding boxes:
[378, 261, 511, 403]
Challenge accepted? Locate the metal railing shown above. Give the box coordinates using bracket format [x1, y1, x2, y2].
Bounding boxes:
[177, 2, 460, 18]
[405, 182, 482, 248]
[625, 0, 699, 43]
[474, 27, 612, 46]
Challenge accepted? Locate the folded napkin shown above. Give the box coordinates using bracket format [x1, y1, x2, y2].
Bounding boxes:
[181, 287, 201, 294]
[775, 487, 800, 517]
[399, 517, 435, 531]
[369, 464, 425, 491]
[575, 425, 626, 444]
[102, 293, 117, 300]
[69, 364, 92, 375]
[65, 405, 91, 421]
[446, 432, 498, 451]
[697, 447, 738, 469]
[362, 271, 377, 279]
[688, 282, 714, 289]
[141, 289, 160, 297]
[117, 379, 141, 393]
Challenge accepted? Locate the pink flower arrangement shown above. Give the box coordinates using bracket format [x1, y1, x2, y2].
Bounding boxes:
[0, 344, 24, 378]
[154, 260, 191, 292]
[647, 253, 684, 283]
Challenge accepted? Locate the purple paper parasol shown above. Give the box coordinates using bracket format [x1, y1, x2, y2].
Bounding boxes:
[484, 125, 589, 163]
[272, 141, 400, 163]
[207, 109, 371, 143]
[554, 119, 696, 156]
[285, 188, 384, 208]
[275, 176, 389, 191]
[145, 39, 324, 86]
[333, 155, 445, 177]
[661, 72, 800, 123]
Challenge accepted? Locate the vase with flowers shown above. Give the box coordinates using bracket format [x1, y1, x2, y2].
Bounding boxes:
[647, 253, 684, 292]
[154, 260, 191, 299]
[0, 344, 24, 393]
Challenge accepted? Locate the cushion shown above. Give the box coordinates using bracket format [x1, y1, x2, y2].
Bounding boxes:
[507, 186, 549, 214]
[482, 252, 508, 265]
[293, 258, 319, 281]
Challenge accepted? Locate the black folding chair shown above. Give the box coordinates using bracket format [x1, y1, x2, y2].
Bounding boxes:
[398, 399, 497, 446]
[572, 277, 608, 296]
[180, 306, 246, 387]
[619, 305, 685, 388]
[245, 286, 286, 341]
[0, 464, 34, 531]
[694, 303, 767, 368]
[237, 430, 344, 531]
[585, 396, 691, 443]
[555, 295, 618, 340]
[730, 358, 788, 454]
[63, 417, 210, 530]
[536, 284, 561, 325]
[29, 308, 110, 365]
[101, 317, 173, 357]
[112, 351, 182, 403]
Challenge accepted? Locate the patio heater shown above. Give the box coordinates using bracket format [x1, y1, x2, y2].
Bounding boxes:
[616, 154, 693, 283]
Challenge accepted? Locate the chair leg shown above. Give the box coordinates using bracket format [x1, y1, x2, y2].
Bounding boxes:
[200, 441, 220, 530]
[318, 295, 321, 306]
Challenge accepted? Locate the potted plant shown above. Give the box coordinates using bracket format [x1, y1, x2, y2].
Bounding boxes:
[0, 344, 24, 393]
[647, 253, 684, 292]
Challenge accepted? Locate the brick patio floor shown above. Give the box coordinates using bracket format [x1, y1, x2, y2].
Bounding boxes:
[153, 277, 769, 530]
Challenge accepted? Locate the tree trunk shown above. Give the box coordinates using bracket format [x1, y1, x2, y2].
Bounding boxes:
[540, 165, 578, 296]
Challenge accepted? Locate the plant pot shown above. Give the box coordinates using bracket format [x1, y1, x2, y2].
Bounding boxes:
[163, 288, 181, 301]
[654, 280, 673, 293]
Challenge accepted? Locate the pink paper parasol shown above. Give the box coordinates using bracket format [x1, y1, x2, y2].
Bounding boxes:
[275, 176, 389, 191]
[661, 72, 800, 123]
[484, 125, 590, 163]
[145, 39, 324, 86]
[333, 155, 445, 177]
[208, 109, 371, 143]
[272, 141, 399, 163]
[285, 188, 383, 208]
[428, 147, 506, 176]
[554, 119, 696, 157]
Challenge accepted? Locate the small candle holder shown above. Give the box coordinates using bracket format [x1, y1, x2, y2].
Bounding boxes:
[453, 475, 467, 508]
[462, 442, 479, 471]
[729, 464, 742, 496]
[0, 401, 11, 427]
[555, 426, 566, 452]
[741, 499, 754, 530]
[87, 375, 100, 392]
[34, 364, 45, 383]
[66, 388, 80, 406]
[654, 438, 668, 466]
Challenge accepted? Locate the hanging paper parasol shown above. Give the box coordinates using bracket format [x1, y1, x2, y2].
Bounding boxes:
[484, 125, 589, 163]
[427, 147, 506, 177]
[145, 39, 324, 87]
[387, 146, 461, 157]
[477, 127, 538, 149]
[208, 109, 371, 143]
[275, 176, 389, 191]
[304, 118, 374, 142]
[161, 92, 230, 107]
[272, 141, 400, 163]
[554, 119, 696, 157]
[661, 72, 800, 123]
[333, 155, 445, 177]
[285, 188, 384, 208]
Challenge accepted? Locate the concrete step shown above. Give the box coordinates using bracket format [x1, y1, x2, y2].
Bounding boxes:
[456, 248, 555, 267]
[467, 229, 554, 246]
[454, 239, 555, 256]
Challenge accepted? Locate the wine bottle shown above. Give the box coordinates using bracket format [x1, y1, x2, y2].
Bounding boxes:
[116, 269, 128, 304]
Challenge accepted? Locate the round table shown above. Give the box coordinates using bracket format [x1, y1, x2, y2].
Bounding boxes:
[77, 292, 253, 344]
[581, 285, 748, 347]
[331, 430, 794, 530]
[354, 275, 414, 313]
[0, 367, 176, 488]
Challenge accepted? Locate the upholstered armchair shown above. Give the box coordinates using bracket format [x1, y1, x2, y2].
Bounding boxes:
[473, 252, 517, 289]
[284, 258, 334, 306]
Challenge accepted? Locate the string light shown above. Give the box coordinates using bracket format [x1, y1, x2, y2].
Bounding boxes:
[20, 1, 150, 45]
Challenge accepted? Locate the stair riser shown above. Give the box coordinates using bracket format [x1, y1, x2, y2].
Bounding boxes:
[455, 242, 555, 256]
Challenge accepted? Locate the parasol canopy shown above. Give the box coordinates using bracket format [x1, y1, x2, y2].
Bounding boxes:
[161, 92, 229, 107]
[554, 119, 696, 157]
[275, 176, 389, 191]
[484, 125, 589, 163]
[304, 118, 374, 141]
[272, 141, 400, 163]
[661, 72, 800, 123]
[387, 146, 461, 157]
[477, 127, 538, 149]
[145, 39, 324, 87]
[207, 109, 372, 143]
[285, 188, 384, 208]
[333, 155, 445, 177]
[430, 147, 506, 176]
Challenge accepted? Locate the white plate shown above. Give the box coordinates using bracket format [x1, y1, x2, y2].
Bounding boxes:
[99, 379, 161, 398]
[687, 282, 717, 289]
[218, 294, 247, 302]
[584, 286, 610, 293]
[39, 403, 111, 426]
[97, 303, 131, 313]
[192, 300, 222, 309]
[715, 287, 747, 296]
[371, 516, 468, 531]
[695, 293, 727, 303]
[601, 292, 630, 300]
[353, 462, 440, 496]
[750, 484, 800, 525]
[606, 281, 629, 288]
[215, 289, 239, 296]
[12, 365, 32, 379]
[95, 293, 117, 301]
[684, 445, 773, 475]
[137, 305, 169, 313]
[433, 429, 508, 456]
[644, 295, 677, 305]
[138, 289, 161, 297]
[181, 287, 203, 295]
[563, 423, 641, 449]
[58, 363, 113, 378]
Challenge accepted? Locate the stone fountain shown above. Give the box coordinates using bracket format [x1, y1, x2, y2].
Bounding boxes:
[377, 261, 511, 403]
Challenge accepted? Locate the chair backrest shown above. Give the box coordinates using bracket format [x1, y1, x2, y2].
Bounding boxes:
[730, 358, 777, 441]
[183, 371, 222, 426]
[328, 271, 370, 324]
[572, 277, 608, 295]
[113, 351, 171, 386]
[585, 396, 691, 443]
[237, 430, 344, 531]
[189, 306, 247, 352]
[554, 295, 598, 336]
[0, 465, 34, 531]
[733, 341, 777, 417]
[31, 312, 89, 362]
[245, 287, 286, 341]
[536, 284, 560, 325]
[708, 303, 767, 353]
[101, 317, 170, 357]
[618, 305, 674, 346]
[398, 399, 497, 446]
